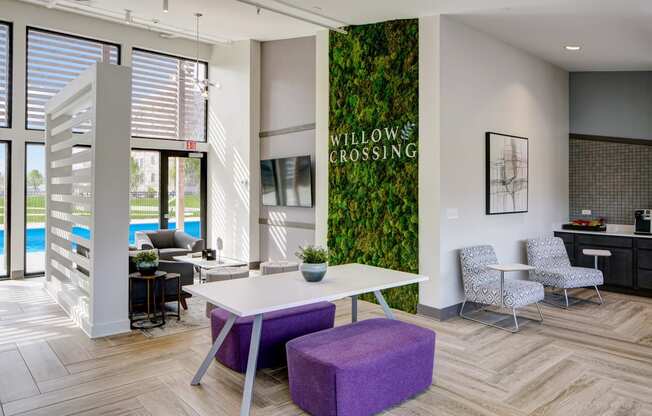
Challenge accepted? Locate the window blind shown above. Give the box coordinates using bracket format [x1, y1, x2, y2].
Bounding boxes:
[131, 49, 207, 141]
[0, 23, 10, 128]
[26, 28, 119, 130]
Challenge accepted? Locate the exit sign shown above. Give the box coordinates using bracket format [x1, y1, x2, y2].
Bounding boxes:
[185, 140, 197, 151]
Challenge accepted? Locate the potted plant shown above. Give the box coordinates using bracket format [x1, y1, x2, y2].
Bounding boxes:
[133, 250, 159, 276]
[296, 246, 329, 282]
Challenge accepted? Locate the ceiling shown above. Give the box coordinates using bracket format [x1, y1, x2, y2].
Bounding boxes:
[19, 0, 652, 71]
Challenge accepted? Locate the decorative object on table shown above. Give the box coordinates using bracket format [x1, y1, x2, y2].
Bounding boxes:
[459, 245, 544, 333]
[286, 318, 435, 416]
[295, 246, 329, 282]
[202, 248, 216, 260]
[526, 237, 604, 308]
[486, 132, 529, 215]
[133, 250, 159, 275]
[216, 237, 224, 262]
[260, 260, 299, 276]
[562, 218, 606, 232]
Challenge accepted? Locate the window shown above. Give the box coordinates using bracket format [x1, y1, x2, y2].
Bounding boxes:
[25, 143, 45, 275]
[26, 28, 119, 130]
[0, 22, 11, 128]
[131, 48, 207, 141]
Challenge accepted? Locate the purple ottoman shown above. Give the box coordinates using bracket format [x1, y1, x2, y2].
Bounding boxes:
[210, 302, 336, 373]
[286, 318, 435, 416]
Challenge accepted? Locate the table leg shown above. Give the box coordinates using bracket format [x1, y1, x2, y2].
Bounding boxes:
[240, 314, 263, 416]
[351, 295, 358, 323]
[373, 290, 395, 320]
[500, 271, 505, 309]
[191, 313, 237, 385]
[161, 278, 166, 325]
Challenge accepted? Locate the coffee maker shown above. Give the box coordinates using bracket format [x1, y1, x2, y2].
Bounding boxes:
[635, 209, 652, 235]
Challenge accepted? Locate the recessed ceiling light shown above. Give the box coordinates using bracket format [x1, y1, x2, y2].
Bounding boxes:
[565, 45, 581, 51]
[163, 0, 169, 13]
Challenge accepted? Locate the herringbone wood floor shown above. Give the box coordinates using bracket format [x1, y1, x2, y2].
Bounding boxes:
[1, 278, 651, 416]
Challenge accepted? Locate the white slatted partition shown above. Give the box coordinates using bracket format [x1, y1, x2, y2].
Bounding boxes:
[44, 63, 131, 338]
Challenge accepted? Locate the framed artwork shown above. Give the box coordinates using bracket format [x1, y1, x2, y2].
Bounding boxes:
[486, 132, 529, 215]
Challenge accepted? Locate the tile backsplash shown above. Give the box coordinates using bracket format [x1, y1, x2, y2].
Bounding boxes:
[570, 137, 652, 225]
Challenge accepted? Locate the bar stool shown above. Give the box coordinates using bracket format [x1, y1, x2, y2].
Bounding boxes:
[582, 249, 609, 304]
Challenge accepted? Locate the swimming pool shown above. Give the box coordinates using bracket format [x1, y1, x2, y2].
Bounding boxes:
[19, 221, 201, 253]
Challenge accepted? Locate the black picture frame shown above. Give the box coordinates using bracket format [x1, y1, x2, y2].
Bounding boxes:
[485, 132, 529, 215]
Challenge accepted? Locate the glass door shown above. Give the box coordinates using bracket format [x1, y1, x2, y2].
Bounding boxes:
[129, 150, 161, 246]
[163, 153, 205, 240]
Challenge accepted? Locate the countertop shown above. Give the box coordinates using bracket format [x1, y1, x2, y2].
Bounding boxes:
[555, 225, 652, 239]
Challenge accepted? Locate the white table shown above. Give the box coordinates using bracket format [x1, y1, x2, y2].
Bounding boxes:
[173, 255, 247, 282]
[487, 263, 535, 308]
[183, 263, 428, 416]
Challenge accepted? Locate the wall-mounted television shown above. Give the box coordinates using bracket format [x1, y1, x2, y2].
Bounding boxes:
[261, 156, 313, 207]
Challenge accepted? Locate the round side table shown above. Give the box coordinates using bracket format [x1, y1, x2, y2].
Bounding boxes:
[129, 271, 167, 329]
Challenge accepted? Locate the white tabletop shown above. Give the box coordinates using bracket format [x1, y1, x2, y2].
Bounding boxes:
[582, 249, 612, 257]
[487, 263, 535, 272]
[173, 255, 247, 269]
[183, 263, 428, 317]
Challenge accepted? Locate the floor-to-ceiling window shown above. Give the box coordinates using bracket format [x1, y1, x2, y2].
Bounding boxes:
[0, 21, 12, 129]
[26, 28, 119, 130]
[24, 143, 45, 275]
[0, 142, 10, 278]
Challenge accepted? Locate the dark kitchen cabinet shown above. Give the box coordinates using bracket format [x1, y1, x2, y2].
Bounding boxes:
[553, 231, 652, 297]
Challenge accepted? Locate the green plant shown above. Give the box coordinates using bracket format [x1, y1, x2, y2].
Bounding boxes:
[133, 250, 158, 264]
[328, 19, 419, 313]
[295, 246, 329, 264]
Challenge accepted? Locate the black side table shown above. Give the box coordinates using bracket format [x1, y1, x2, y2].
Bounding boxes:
[164, 272, 182, 321]
[129, 271, 167, 329]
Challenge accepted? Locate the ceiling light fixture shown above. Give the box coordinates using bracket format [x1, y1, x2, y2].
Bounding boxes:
[565, 45, 581, 51]
[163, 0, 169, 13]
[192, 13, 219, 99]
[235, 0, 347, 34]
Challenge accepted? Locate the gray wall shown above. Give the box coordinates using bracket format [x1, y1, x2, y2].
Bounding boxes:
[569, 137, 652, 225]
[570, 71, 652, 140]
[259, 36, 316, 261]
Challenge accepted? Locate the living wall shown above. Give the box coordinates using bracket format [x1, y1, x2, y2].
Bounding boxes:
[328, 19, 419, 313]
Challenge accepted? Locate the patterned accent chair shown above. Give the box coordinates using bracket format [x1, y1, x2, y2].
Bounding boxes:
[526, 237, 604, 308]
[459, 245, 544, 332]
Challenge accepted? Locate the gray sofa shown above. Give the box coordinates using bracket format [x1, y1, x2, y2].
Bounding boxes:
[135, 229, 204, 260]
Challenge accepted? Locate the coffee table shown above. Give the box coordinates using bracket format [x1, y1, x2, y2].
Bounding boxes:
[173, 255, 247, 283]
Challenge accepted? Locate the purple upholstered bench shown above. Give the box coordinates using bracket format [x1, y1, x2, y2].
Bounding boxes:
[210, 302, 336, 373]
[286, 318, 436, 416]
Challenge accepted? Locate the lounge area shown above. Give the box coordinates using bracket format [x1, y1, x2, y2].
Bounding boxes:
[1, 0, 652, 415]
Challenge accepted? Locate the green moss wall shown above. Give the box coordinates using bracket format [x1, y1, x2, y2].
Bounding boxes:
[328, 20, 419, 313]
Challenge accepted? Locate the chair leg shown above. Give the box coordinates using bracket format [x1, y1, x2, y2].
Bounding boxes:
[535, 303, 544, 322]
[563, 289, 569, 309]
[594, 286, 604, 305]
[459, 299, 468, 318]
[512, 308, 519, 332]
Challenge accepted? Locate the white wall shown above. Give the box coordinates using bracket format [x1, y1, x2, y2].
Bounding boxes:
[570, 71, 652, 140]
[259, 36, 316, 261]
[0, 0, 213, 278]
[421, 16, 569, 310]
[207, 40, 260, 264]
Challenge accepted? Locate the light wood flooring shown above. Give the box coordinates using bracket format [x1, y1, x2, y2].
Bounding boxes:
[1, 278, 652, 415]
